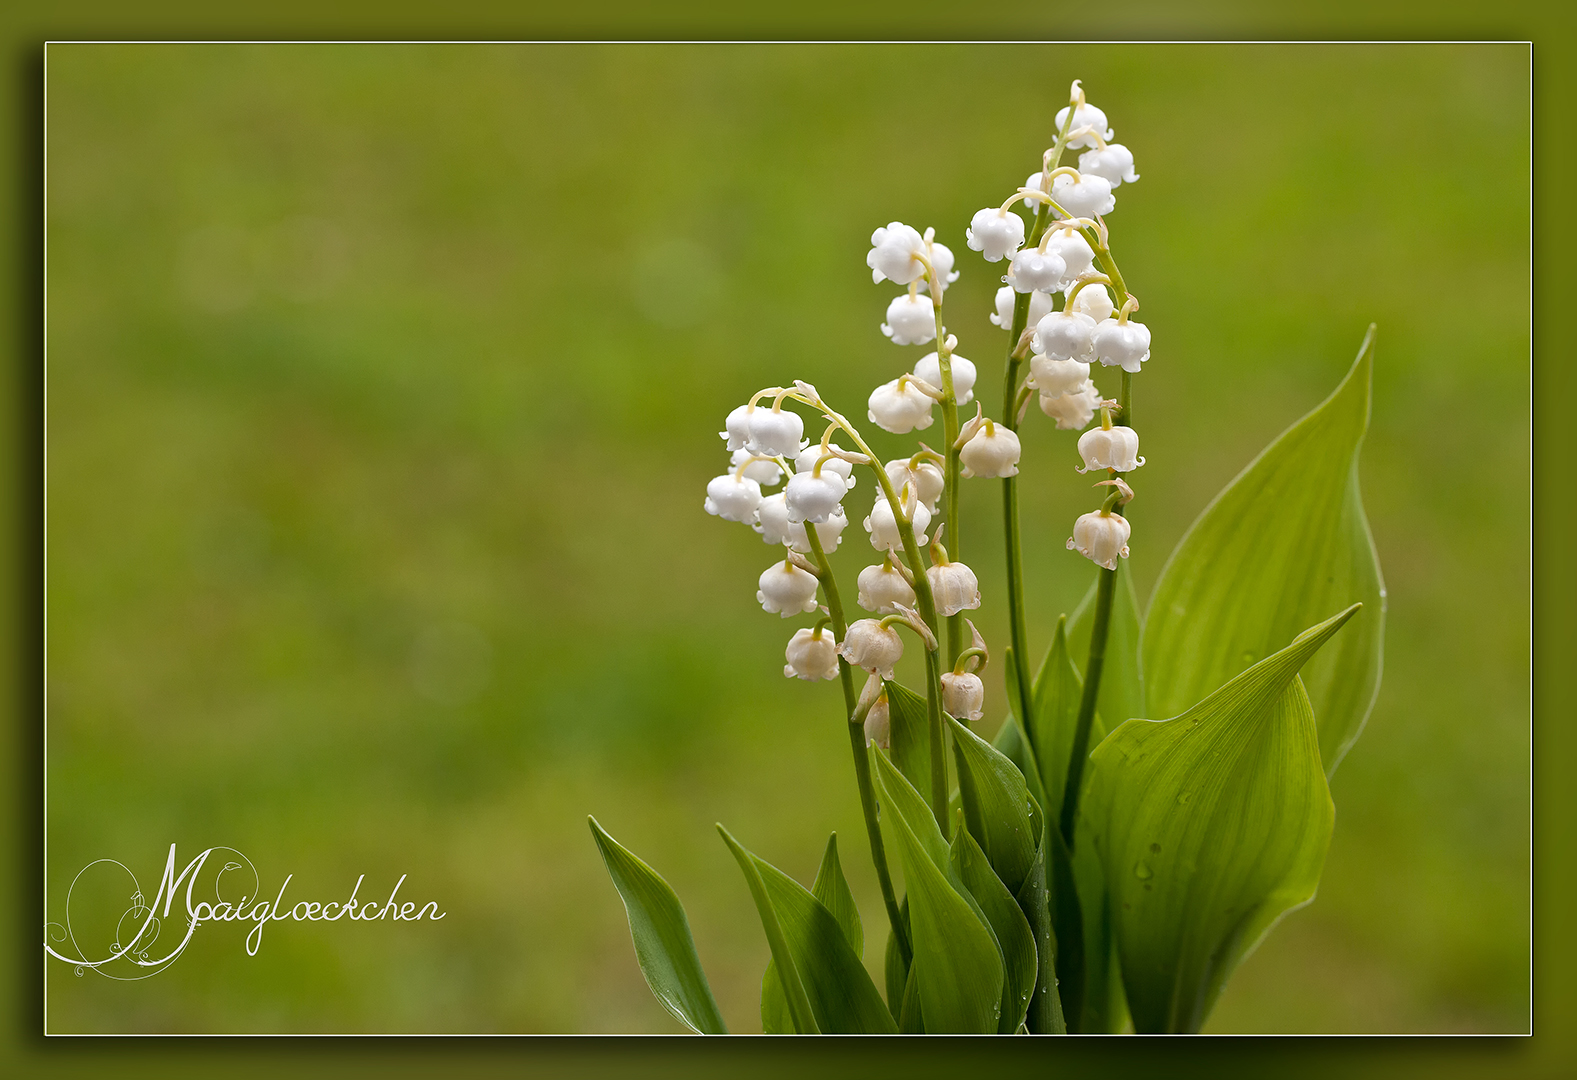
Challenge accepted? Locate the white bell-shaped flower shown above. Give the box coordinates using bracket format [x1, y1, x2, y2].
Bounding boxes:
[1033, 309, 1098, 361]
[885, 459, 945, 510]
[919, 237, 959, 296]
[839, 619, 904, 678]
[865, 494, 931, 551]
[927, 560, 982, 618]
[1078, 143, 1139, 187]
[868, 377, 936, 434]
[1042, 227, 1096, 282]
[794, 444, 856, 489]
[1006, 247, 1068, 294]
[721, 404, 755, 451]
[753, 492, 794, 545]
[1067, 510, 1131, 570]
[731, 447, 782, 486]
[940, 671, 985, 722]
[863, 692, 892, 748]
[914, 352, 977, 407]
[1091, 318, 1151, 372]
[1077, 425, 1144, 473]
[881, 293, 937, 346]
[990, 285, 1056, 331]
[867, 221, 929, 285]
[1039, 380, 1103, 431]
[966, 207, 1025, 263]
[704, 472, 763, 522]
[1051, 171, 1116, 218]
[787, 509, 849, 555]
[857, 559, 917, 614]
[785, 467, 849, 524]
[746, 406, 806, 457]
[959, 420, 1022, 479]
[757, 560, 820, 617]
[784, 627, 840, 681]
[1055, 101, 1114, 149]
[1029, 354, 1092, 397]
[1069, 283, 1114, 322]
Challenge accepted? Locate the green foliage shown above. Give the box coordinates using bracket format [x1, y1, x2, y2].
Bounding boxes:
[870, 749, 1004, 1033]
[951, 824, 1038, 1033]
[883, 679, 933, 803]
[949, 716, 1038, 895]
[719, 826, 896, 1034]
[762, 834, 863, 1032]
[587, 817, 727, 1034]
[1084, 607, 1354, 1032]
[1069, 563, 1145, 732]
[1142, 331, 1386, 773]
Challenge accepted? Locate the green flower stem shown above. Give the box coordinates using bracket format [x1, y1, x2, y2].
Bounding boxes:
[1058, 553, 1118, 847]
[803, 524, 911, 966]
[922, 261, 965, 669]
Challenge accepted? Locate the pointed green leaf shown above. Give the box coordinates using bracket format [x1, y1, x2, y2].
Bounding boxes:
[1086, 607, 1356, 1032]
[763, 833, 864, 1032]
[1031, 615, 1105, 817]
[1142, 331, 1385, 772]
[898, 959, 925, 1033]
[883, 679, 932, 800]
[588, 816, 728, 1034]
[719, 826, 896, 1034]
[1071, 812, 1124, 1032]
[948, 716, 1037, 895]
[883, 898, 910, 1021]
[1045, 819, 1085, 1030]
[871, 749, 1004, 1033]
[952, 826, 1039, 1034]
[1069, 562, 1144, 733]
[1015, 827, 1066, 1034]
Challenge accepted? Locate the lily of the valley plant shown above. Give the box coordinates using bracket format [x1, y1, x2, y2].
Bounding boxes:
[590, 79, 1385, 1035]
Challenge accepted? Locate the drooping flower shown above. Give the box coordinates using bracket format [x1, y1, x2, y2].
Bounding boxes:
[785, 468, 849, 524]
[863, 690, 892, 748]
[1029, 353, 1092, 397]
[857, 558, 917, 614]
[793, 444, 856, 490]
[721, 403, 755, 452]
[1042, 227, 1096, 282]
[881, 293, 937, 346]
[1051, 170, 1116, 218]
[865, 493, 931, 550]
[959, 419, 1022, 479]
[1091, 318, 1151, 372]
[756, 560, 820, 617]
[966, 207, 1025, 263]
[1077, 425, 1144, 473]
[867, 222, 929, 285]
[784, 627, 840, 681]
[1078, 143, 1139, 187]
[786, 509, 849, 555]
[704, 472, 763, 522]
[885, 459, 945, 510]
[868, 377, 936, 434]
[927, 559, 982, 618]
[940, 670, 985, 722]
[1033, 309, 1097, 361]
[745, 406, 806, 457]
[1067, 510, 1132, 570]
[1055, 100, 1114, 149]
[1006, 247, 1068, 294]
[839, 619, 904, 678]
[1039, 380, 1103, 430]
[752, 491, 794, 545]
[914, 351, 977, 407]
[991, 285, 1056, 331]
[1069, 283, 1114, 322]
[731, 447, 782, 486]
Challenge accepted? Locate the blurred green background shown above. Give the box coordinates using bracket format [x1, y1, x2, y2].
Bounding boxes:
[44, 43, 1528, 1034]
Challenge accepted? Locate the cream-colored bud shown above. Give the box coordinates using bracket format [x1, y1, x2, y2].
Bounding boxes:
[1066, 511, 1131, 571]
[940, 671, 985, 722]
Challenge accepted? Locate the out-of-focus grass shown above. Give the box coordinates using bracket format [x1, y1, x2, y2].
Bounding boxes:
[44, 43, 1528, 1033]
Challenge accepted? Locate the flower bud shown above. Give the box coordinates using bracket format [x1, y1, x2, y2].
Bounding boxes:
[1042, 227, 1096, 281]
[865, 494, 931, 551]
[885, 459, 945, 510]
[1029, 354, 1092, 397]
[1067, 510, 1131, 570]
[1039, 380, 1102, 430]
[867, 222, 928, 285]
[757, 561, 820, 617]
[793, 444, 856, 489]
[839, 619, 904, 678]
[746, 407, 806, 457]
[1033, 309, 1097, 361]
[787, 509, 849, 555]
[722, 404, 755, 452]
[1091, 318, 1151, 372]
[881, 293, 937, 346]
[858, 560, 917, 614]
[863, 692, 892, 748]
[785, 468, 848, 524]
[731, 447, 782, 486]
[914, 352, 977, 407]
[1051, 171, 1116, 218]
[1078, 143, 1139, 187]
[991, 285, 1055, 331]
[704, 472, 763, 522]
[753, 492, 793, 545]
[1006, 247, 1068, 294]
[1069, 283, 1114, 322]
[784, 627, 840, 681]
[940, 671, 985, 722]
[868, 377, 936, 434]
[927, 560, 982, 618]
[959, 421, 1022, 479]
[966, 207, 1025, 263]
[1077, 425, 1143, 473]
[1054, 101, 1114, 148]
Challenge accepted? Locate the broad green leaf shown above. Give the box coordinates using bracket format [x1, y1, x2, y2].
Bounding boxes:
[1045, 819, 1085, 1030]
[991, 652, 1051, 816]
[1015, 827, 1066, 1034]
[1031, 615, 1106, 818]
[762, 833, 863, 1033]
[1085, 606, 1355, 1032]
[871, 749, 1004, 1033]
[952, 824, 1038, 1033]
[1142, 330, 1385, 772]
[883, 898, 910, 1022]
[1071, 812, 1124, 1032]
[948, 716, 1037, 895]
[588, 816, 727, 1034]
[883, 679, 932, 800]
[898, 959, 925, 1033]
[1068, 562, 1145, 734]
[718, 826, 896, 1034]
